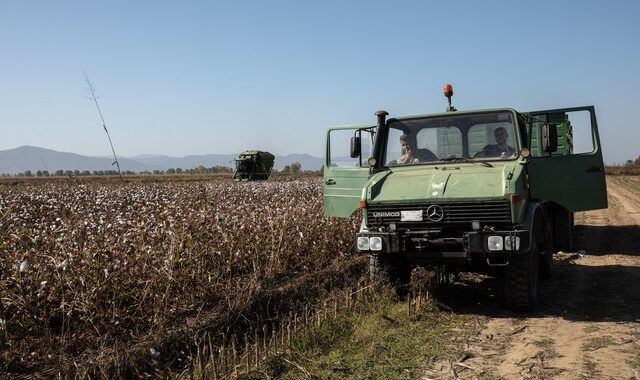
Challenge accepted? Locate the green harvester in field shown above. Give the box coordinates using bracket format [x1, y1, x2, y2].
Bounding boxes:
[233, 150, 275, 181]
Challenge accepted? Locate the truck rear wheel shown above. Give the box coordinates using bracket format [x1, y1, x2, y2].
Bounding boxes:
[553, 206, 574, 252]
[505, 242, 539, 311]
[539, 222, 554, 279]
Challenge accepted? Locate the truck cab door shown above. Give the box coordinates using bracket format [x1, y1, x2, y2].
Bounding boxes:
[323, 125, 375, 217]
[526, 106, 607, 212]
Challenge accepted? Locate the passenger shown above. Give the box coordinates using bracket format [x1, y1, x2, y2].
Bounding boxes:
[476, 127, 516, 158]
[399, 134, 414, 164]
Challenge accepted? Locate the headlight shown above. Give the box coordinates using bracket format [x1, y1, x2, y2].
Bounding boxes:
[504, 236, 520, 251]
[369, 237, 382, 251]
[487, 236, 504, 251]
[357, 237, 370, 251]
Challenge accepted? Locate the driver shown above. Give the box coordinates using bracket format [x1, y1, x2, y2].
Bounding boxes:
[477, 127, 516, 157]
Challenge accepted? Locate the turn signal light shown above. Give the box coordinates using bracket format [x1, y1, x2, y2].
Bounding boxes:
[509, 194, 522, 203]
[359, 199, 367, 208]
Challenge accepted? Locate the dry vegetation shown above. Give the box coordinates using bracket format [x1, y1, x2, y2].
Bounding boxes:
[606, 160, 640, 176]
[0, 177, 361, 377]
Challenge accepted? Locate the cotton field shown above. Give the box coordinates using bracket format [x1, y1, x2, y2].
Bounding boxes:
[0, 178, 360, 375]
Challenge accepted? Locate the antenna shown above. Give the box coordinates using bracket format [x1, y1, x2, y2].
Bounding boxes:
[83, 71, 124, 183]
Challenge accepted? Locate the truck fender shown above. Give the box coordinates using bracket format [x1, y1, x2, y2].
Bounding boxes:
[359, 218, 368, 233]
[521, 201, 547, 253]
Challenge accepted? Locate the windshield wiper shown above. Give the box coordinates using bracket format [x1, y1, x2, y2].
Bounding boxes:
[439, 156, 493, 167]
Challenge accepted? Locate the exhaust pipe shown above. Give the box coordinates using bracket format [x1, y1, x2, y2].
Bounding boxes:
[371, 110, 389, 171]
[375, 110, 389, 128]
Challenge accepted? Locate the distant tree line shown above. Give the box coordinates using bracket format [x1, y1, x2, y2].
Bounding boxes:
[281, 161, 302, 174]
[604, 155, 640, 176]
[0, 162, 325, 177]
[627, 156, 640, 166]
[0, 165, 234, 177]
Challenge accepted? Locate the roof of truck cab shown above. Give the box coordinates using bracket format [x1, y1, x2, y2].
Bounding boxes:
[390, 108, 518, 121]
[325, 108, 520, 131]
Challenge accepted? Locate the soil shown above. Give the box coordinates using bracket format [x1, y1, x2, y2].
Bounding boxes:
[423, 177, 640, 379]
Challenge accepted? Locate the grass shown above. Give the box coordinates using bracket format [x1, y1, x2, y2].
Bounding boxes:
[532, 337, 560, 363]
[583, 325, 600, 333]
[582, 335, 615, 351]
[582, 357, 601, 378]
[237, 291, 466, 380]
[532, 337, 554, 350]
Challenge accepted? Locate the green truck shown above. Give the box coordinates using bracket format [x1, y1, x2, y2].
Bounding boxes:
[233, 150, 275, 181]
[323, 85, 607, 310]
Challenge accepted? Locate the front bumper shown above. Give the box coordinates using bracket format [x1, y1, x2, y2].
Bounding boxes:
[356, 229, 531, 265]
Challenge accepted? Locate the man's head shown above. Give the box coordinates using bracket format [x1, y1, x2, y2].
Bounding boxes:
[494, 127, 508, 146]
[399, 134, 411, 150]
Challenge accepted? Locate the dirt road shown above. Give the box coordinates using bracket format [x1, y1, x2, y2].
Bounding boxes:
[424, 177, 640, 379]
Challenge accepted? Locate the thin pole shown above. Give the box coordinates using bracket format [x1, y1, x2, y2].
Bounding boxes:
[83, 71, 124, 183]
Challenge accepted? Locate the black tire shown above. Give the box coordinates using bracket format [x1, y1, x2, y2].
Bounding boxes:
[539, 222, 554, 279]
[369, 254, 411, 296]
[505, 241, 539, 311]
[369, 254, 390, 283]
[553, 206, 573, 252]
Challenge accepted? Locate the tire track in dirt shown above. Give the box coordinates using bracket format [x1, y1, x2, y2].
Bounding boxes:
[423, 178, 640, 379]
[606, 177, 640, 225]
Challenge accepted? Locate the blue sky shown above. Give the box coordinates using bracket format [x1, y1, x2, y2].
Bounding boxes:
[1, 1, 638, 163]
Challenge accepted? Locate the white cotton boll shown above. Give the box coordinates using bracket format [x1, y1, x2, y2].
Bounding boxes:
[149, 348, 160, 358]
[19, 260, 29, 273]
[56, 259, 68, 271]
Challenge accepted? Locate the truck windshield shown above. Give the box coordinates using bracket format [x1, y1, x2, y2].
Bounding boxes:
[384, 111, 518, 166]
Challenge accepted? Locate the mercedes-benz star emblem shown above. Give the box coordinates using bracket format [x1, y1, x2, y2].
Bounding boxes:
[426, 205, 444, 222]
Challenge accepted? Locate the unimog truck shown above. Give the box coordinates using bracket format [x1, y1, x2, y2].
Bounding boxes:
[233, 150, 275, 181]
[323, 84, 607, 310]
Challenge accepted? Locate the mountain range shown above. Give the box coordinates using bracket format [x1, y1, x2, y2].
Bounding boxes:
[0, 146, 324, 174]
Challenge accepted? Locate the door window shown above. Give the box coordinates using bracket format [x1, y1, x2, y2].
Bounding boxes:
[329, 129, 373, 167]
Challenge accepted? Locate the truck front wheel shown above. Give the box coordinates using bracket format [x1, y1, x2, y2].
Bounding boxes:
[369, 254, 411, 295]
[505, 242, 539, 311]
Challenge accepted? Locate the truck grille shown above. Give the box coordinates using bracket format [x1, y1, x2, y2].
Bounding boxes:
[366, 200, 511, 227]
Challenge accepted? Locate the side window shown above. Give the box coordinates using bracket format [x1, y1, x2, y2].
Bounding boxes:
[359, 130, 374, 163]
[329, 129, 372, 167]
[564, 110, 593, 154]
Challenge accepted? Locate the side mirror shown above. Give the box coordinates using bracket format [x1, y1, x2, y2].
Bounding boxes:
[542, 123, 558, 153]
[350, 136, 361, 158]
